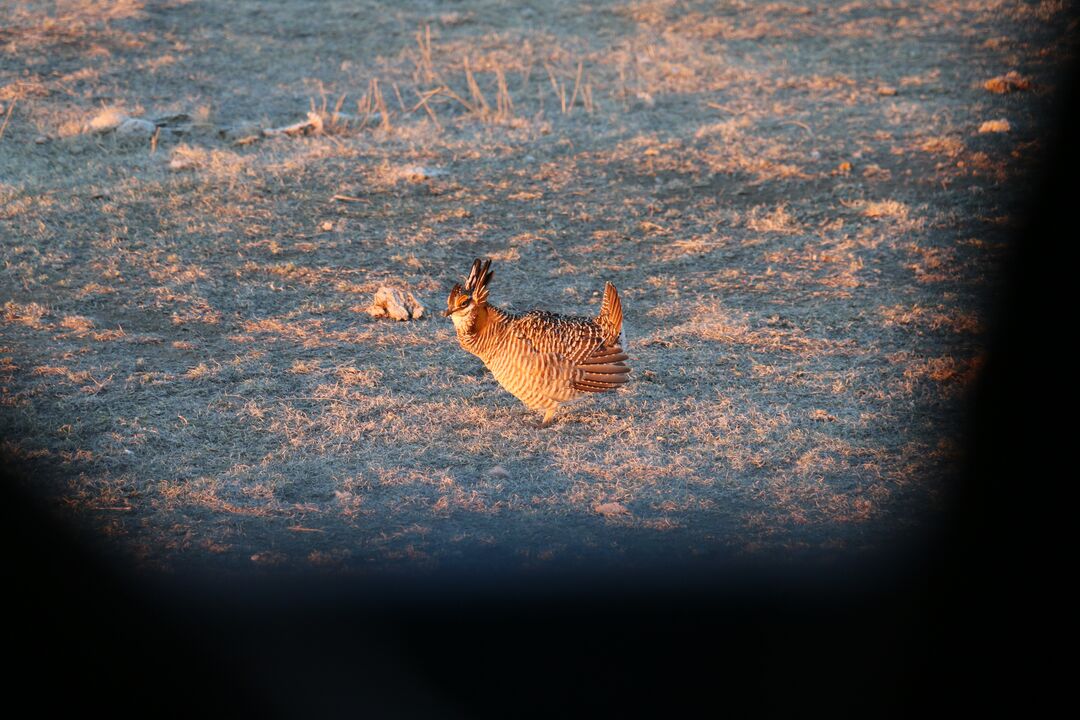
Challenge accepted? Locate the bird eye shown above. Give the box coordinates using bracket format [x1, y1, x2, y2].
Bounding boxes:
[459, 297, 472, 307]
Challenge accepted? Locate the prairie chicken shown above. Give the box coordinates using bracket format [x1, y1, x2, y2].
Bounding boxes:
[444, 258, 630, 427]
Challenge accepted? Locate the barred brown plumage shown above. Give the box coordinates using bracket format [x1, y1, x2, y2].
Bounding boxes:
[445, 258, 630, 427]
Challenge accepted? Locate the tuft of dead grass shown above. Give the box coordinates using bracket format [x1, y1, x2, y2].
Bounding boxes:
[746, 204, 802, 235]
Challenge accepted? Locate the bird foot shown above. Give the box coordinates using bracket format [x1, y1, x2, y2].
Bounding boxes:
[538, 410, 556, 428]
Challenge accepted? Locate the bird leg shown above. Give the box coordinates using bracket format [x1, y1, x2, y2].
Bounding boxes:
[539, 409, 557, 428]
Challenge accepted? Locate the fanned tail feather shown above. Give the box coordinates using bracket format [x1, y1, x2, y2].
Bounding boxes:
[598, 282, 623, 346]
[580, 349, 629, 365]
[580, 363, 629, 374]
[580, 288, 628, 394]
[574, 346, 630, 392]
[572, 380, 623, 392]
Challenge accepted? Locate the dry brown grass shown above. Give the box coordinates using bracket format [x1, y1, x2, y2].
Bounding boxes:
[1, 0, 1064, 572]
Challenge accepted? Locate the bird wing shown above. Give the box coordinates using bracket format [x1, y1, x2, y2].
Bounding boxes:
[511, 312, 604, 362]
[510, 312, 630, 396]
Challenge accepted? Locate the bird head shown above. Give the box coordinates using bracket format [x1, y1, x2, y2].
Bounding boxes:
[444, 258, 493, 332]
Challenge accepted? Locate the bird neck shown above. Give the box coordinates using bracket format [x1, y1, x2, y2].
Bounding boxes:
[457, 304, 512, 358]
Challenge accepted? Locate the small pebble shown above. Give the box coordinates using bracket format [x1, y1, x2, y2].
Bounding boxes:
[169, 155, 198, 171]
[595, 502, 630, 517]
[116, 117, 156, 137]
[400, 165, 449, 182]
[978, 119, 1010, 134]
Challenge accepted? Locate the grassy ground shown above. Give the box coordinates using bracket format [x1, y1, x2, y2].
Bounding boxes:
[0, 0, 1070, 575]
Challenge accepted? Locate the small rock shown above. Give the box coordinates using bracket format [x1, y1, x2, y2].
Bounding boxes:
[862, 163, 889, 179]
[876, 85, 897, 96]
[439, 11, 471, 26]
[263, 111, 323, 138]
[150, 112, 192, 127]
[595, 501, 630, 517]
[34, 135, 48, 144]
[116, 117, 157, 137]
[219, 121, 263, 144]
[399, 165, 449, 182]
[978, 119, 1010, 134]
[984, 71, 1030, 94]
[87, 108, 128, 133]
[320, 221, 334, 231]
[367, 286, 425, 321]
[487, 465, 510, 479]
[169, 154, 199, 171]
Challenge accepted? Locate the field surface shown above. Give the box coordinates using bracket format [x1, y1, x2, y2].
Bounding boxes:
[0, 0, 1069, 575]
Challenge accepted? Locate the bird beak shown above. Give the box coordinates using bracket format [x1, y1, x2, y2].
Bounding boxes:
[442, 308, 453, 317]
